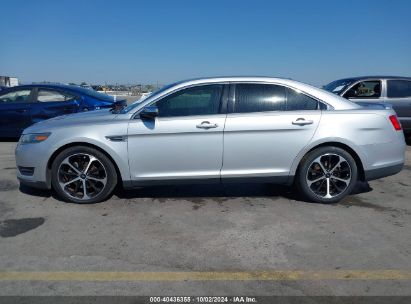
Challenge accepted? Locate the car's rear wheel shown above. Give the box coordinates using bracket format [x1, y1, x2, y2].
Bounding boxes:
[296, 146, 358, 204]
[51, 146, 117, 204]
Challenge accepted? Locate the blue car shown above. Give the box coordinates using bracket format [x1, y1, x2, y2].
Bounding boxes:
[0, 84, 126, 137]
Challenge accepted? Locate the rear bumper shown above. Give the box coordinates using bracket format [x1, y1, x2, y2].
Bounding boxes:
[364, 163, 404, 181]
[357, 130, 405, 181]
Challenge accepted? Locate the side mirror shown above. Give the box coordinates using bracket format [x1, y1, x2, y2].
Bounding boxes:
[140, 106, 159, 119]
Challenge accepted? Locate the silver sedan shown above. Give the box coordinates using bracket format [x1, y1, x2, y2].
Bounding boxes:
[15, 77, 406, 204]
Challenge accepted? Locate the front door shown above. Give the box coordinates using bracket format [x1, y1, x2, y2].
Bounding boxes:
[127, 84, 227, 183]
[0, 88, 33, 137]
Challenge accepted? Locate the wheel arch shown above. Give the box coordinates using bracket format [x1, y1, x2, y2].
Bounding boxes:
[46, 142, 124, 188]
[294, 141, 365, 181]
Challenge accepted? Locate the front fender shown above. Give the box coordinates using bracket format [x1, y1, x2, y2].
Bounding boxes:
[50, 136, 130, 179]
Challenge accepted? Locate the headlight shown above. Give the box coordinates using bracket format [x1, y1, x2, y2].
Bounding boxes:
[19, 132, 51, 144]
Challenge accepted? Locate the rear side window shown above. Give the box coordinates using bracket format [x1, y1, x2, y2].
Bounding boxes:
[234, 84, 286, 113]
[387, 80, 411, 98]
[37, 89, 75, 102]
[154, 84, 223, 117]
[286, 88, 319, 110]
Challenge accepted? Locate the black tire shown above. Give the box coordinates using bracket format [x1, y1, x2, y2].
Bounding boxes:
[51, 146, 117, 204]
[296, 146, 358, 204]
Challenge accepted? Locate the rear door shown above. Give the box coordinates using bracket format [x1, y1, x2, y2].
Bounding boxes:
[30, 87, 81, 124]
[385, 79, 411, 131]
[221, 83, 322, 181]
[0, 88, 33, 137]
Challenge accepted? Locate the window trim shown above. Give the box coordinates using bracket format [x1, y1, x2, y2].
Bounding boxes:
[228, 81, 329, 114]
[132, 83, 229, 120]
[386, 79, 411, 99]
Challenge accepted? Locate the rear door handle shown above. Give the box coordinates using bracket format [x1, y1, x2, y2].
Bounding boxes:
[196, 121, 218, 129]
[292, 118, 314, 126]
[16, 109, 28, 113]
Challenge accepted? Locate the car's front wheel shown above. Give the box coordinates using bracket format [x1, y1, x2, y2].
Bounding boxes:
[296, 146, 358, 204]
[51, 146, 117, 204]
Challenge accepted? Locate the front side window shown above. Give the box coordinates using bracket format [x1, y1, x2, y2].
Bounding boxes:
[0, 90, 31, 103]
[286, 88, 319, 110]
[37, 89, 75, 102]
[387, 80, 411, 98]
[154, 84, 223, 117]
[343, 80, 381, 98]
[234, 83, 286, 113]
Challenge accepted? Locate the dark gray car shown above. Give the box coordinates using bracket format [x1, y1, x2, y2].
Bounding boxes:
[324, 76, 411, 138]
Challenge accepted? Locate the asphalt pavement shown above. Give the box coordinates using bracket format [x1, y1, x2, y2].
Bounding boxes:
[0, 140, 410, 296]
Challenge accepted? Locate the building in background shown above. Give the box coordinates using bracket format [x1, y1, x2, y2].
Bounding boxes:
[0, 76, 19, 88]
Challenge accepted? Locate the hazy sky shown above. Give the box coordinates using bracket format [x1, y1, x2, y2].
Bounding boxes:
[1, 0, 410, 86]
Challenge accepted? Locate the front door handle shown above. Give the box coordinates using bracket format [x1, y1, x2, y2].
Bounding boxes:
[292, 118, 314, 126]
[196, 121, 218, 129]
[16, 109, 28, 113]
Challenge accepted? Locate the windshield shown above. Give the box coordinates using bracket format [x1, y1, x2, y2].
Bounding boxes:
[121, 82, 179, 113]
[323, 79, 355, 95]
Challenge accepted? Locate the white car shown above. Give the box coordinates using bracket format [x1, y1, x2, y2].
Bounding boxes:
[16, 77, 405, 204]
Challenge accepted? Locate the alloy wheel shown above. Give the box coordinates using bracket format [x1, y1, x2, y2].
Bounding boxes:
[57, 153, 107, 200]
[306, 153, 352, 199]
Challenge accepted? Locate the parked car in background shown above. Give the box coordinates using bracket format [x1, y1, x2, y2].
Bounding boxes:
[0, 84, 126, 137]
[16, 77, 405, 204]
[324, 76, 411, 138]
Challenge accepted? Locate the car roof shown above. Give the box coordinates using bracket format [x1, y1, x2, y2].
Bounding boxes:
[178, 76, 291, 83]
[8, 83, 89, 91]
[330, 76, 411, 83]
[1, 84, 116, 101]
[134, 76, 361, 111]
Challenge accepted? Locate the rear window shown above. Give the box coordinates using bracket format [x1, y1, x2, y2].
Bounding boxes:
[387, 80, 411, 98]
[234, 83, 286, 113]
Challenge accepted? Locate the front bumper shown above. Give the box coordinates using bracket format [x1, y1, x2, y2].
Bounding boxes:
[18, 178, 49, 189]
[15, 141, 52, 189]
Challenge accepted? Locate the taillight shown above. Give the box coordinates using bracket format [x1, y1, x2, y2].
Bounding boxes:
[389, 115, 402, 131]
